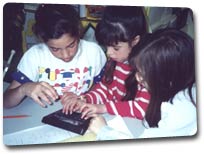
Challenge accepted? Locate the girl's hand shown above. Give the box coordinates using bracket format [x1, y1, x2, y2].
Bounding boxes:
[88, 116, 107, 134]
[79, 104, 107, 119]
[21, 81, 58, 108]
[61, 92, 81, 114]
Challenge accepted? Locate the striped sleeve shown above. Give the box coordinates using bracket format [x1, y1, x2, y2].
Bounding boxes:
[105, 86, 150, 119]
[84, 81, 109, 104]
[84, 62, 130, 105]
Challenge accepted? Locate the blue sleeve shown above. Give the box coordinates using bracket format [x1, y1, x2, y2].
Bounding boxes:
[93, 66, 105, 84]
[12, 70, 33, 84]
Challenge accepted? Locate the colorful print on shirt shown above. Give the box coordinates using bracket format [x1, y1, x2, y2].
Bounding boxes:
[38, 66, 93, 96]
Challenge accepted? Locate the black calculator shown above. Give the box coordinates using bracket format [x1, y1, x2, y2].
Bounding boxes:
[42, 109, 91, 135]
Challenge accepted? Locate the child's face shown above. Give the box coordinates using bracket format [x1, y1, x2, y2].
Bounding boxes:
[46, 33, 79, 62]
[106, 42, 132, 63]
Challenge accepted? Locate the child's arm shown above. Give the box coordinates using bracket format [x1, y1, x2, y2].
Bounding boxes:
[61, 79, 110, 114]
[61, 69, 107, 114]
[88, 115, 107, 134]
[105, 87, 150, 119]
[3, 80, 58, 108]
[84, 81, 109, 104]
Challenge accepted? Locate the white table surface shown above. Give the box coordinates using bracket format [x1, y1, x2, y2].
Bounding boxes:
[3, 82, 144, 138]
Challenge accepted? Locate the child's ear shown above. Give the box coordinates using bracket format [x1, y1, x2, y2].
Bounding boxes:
[131, 35, 140, 47]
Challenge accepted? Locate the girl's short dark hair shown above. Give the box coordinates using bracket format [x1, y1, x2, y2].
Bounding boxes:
[95, 6, 147, 46]
[33, 4, 80, 42]
[130, 28, 195, 127]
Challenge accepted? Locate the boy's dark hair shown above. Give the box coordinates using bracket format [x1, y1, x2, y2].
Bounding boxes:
[130, 28, 195, 127]
[33, 4, 80, 42]
[95, 6, 147, 93]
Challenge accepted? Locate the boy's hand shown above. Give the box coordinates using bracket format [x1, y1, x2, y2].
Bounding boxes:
[21, 81, 58, 108]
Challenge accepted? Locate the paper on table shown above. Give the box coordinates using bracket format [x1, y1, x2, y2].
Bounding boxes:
[60, 132, 96, 143]
[3, 115, 133, 146]
[3, 125, 78, 146]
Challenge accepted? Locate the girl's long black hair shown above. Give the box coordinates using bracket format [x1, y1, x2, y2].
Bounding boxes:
[129, 28, 195, 127]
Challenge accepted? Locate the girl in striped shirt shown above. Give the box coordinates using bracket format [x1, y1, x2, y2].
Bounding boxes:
[61, 6, 150, 119]
[88, 28, 196, 139]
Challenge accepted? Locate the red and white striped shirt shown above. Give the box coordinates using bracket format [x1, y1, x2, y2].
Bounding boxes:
[84, 62, 150, 119]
